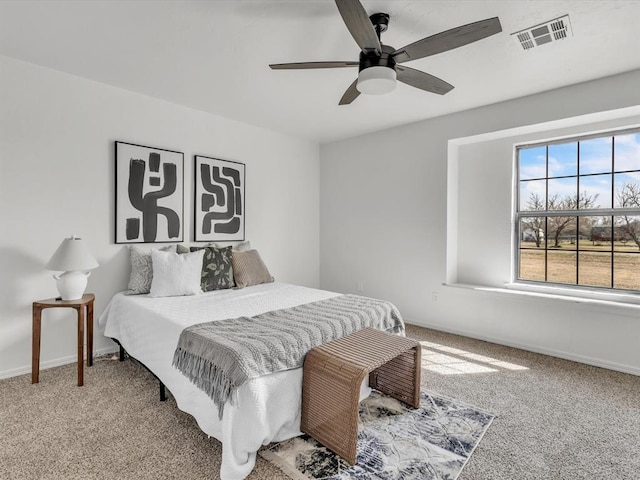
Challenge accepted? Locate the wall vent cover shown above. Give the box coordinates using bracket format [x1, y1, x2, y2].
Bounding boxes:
[512, 15, 572, 51]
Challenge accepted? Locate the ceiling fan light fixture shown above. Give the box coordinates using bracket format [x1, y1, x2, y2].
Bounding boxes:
[270, 0, 502, 104]
[356, 66, 396, 95]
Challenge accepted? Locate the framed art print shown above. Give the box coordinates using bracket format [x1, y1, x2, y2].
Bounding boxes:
[115, 141, 184, 243]
[194, 155, 245, 242]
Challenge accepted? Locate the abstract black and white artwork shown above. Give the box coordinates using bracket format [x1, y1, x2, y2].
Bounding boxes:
[115, 141, 184, 244]
[194, 156, 245, 242]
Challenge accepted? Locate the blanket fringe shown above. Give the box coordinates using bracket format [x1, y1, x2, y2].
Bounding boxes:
[172, 348, 233, 419]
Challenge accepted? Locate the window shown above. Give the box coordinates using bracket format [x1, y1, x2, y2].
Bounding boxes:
[516, 129, 640, 291]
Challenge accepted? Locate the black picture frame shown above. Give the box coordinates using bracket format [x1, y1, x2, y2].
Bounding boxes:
[194, 155, 245, 242]
[115, 141, 184, 244]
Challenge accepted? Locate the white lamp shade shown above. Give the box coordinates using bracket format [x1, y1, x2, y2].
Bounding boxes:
[45, 236, 99, 272]
[356, 66, 397, 95]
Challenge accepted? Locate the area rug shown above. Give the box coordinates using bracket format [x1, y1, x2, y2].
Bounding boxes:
[260, 390, 495, 480]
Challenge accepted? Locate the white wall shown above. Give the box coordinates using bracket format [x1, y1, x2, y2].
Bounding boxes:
[454, 114, 640, 287]
[0, 55, 320, 378]
[320, 69, 640, 375]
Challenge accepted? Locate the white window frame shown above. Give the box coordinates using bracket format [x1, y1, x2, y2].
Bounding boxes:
[514, 127, 640, 293]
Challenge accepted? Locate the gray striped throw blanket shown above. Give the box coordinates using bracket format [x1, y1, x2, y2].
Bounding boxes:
[172, 294, 405, 418]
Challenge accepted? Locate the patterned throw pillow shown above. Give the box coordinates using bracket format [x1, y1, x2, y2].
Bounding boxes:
[127, 244, 176, 295]
[190, 246, 235, 292]
[231, 249, 274, 288]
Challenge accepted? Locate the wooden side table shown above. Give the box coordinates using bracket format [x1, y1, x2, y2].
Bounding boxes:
[32, 293, 95, 387]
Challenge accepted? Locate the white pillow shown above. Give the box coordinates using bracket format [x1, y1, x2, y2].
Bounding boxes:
[149, 249, 204, 297]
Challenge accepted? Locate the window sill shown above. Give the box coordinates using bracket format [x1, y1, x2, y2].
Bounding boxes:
[444, 281, 640, 311]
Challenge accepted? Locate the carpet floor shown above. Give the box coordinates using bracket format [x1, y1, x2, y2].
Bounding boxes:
[1, 324, 639, 479]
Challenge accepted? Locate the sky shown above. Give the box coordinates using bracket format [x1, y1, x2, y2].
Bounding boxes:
[518, 132, 640, 211]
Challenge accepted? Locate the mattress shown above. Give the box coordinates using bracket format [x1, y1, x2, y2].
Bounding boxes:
[98, 282, 346, 480]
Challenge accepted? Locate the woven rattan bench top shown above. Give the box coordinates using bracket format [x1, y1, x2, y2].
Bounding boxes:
[311, 327, 420, 371]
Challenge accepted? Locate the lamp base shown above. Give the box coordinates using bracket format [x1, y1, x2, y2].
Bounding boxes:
[53, 271, 90, 300]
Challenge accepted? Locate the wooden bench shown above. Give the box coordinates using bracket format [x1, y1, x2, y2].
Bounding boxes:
[301, 327, 421, 464]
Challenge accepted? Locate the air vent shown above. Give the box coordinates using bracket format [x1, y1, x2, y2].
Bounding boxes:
[512, 15, 572, 50]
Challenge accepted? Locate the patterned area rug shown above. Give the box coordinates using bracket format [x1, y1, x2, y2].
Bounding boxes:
[260, 390, 495, 480]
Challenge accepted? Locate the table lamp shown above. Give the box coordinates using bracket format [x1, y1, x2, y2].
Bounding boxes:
[45, 235, 99, 300]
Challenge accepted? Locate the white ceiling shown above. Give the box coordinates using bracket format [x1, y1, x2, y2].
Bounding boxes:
[1, 0, 639, 143]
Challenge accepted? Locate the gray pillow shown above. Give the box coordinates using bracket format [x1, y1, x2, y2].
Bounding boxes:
[126, 244, 176, 294]
[231, 249, 274, 288]
[189, 246, 235, 292]
[210, 240, 251, 252]
[176, 244, 190, 254]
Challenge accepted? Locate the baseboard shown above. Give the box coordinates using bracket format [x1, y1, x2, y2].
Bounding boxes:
[0, 346, 119, 380]
[4, 324, 637, 379]
[407, 318, 640, 377]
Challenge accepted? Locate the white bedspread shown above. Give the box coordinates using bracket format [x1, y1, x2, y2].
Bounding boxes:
[98, 282, 342, 480]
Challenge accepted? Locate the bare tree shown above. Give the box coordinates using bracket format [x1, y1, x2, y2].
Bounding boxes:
[616, 183, 640, 250]
[522, 193, 545, 247]
[548, 192, 599, 248]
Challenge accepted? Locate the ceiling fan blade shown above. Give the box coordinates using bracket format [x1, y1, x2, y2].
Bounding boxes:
[335, 0, 381, 54]
[393, 17, 502, 63]
[270, 61, 358, 70]
[339, 79, 360, 105]
[396, 65, 454, 95]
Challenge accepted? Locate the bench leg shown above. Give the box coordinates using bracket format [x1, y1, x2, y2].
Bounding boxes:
[301, 365, 362, 465]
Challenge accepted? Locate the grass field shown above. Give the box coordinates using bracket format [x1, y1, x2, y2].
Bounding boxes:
[519, 241, 640, 290]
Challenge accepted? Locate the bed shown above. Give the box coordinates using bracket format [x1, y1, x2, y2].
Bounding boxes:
[98, 281, 405, 480]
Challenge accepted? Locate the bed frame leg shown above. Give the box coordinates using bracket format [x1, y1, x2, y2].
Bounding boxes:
[112, 338, 168, 402]
[159, 382, 167, 401]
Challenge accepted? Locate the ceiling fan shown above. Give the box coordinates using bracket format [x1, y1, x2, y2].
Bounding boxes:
[269, 0, 502, 105]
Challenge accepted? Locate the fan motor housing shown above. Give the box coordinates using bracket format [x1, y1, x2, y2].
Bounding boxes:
[359, 45, 396, 73]
[369, 13, 390, 33]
